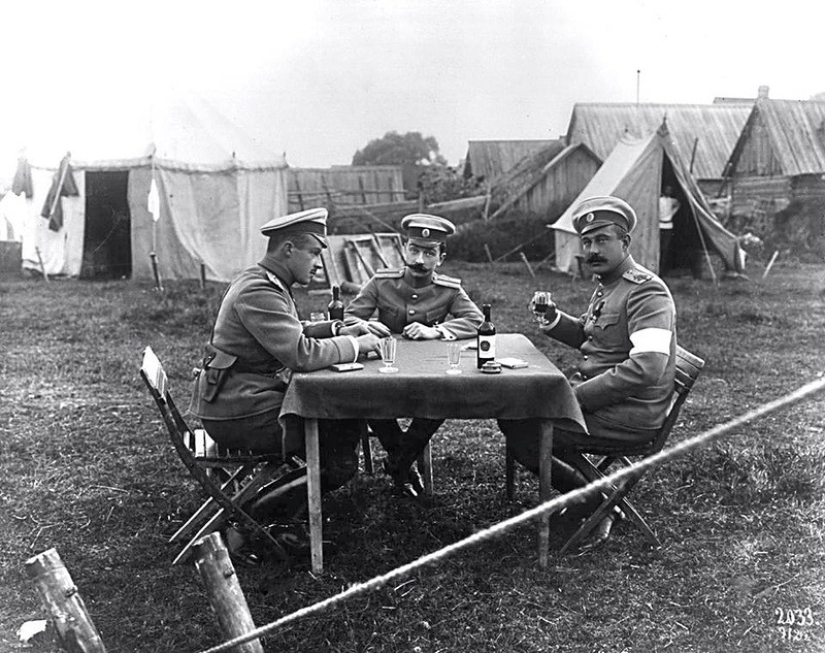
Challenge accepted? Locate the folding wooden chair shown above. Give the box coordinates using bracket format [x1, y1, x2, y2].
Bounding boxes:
[506, 345, 705, 552]
[139, 346, 305, 565]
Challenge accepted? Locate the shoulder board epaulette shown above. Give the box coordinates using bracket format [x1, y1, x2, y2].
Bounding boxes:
[433, 273, 462, 289]
[263, 270, 288, 292]
[374, 267, 405, 279]
[622, 266, 653, 285]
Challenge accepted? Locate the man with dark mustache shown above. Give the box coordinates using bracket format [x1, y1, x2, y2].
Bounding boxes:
[499, 196, 677, 549]
[344, 214, 483, 497]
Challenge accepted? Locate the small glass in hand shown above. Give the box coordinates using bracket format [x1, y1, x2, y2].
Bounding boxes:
[445, 341, 462, 375]
[531, 291, 553, 324]
[379, 337, 398, 374]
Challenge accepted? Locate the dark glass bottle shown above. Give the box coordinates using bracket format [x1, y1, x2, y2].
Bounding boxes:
[328, 285, 344, 321]
[476, 303, 496, 368]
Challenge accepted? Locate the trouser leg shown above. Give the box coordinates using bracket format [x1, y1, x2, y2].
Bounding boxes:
[498, 418, 601, 513]
[395, 418, 444, 469]
[367, 419, 404, 462]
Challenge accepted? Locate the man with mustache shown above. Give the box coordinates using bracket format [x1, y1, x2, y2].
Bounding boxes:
[190, 207, 382, 559]
[344, 214, 483, 497]
[499, 196, 677, 549]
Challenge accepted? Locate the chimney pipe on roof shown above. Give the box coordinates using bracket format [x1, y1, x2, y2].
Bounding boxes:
[758, 85, 770, 99]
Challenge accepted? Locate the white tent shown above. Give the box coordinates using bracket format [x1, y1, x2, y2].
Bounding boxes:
[16, 93, 288, 282]
[552, 127, 745, 277]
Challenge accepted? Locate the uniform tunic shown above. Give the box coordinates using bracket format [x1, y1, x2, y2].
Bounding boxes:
[190, 260, 358, 424]
[344, 268, 483, 338]
[545, 255, 676, 438]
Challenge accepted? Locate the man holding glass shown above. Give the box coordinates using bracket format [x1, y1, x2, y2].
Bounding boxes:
[344, 213, 484, 497]
[499, 196, 677, 548]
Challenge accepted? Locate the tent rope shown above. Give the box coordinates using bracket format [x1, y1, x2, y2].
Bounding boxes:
[193, 374, 825, 653]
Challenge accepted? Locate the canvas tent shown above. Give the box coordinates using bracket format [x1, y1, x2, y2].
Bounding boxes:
[15, 94, 288, 282]
[552, 125, 745, 277]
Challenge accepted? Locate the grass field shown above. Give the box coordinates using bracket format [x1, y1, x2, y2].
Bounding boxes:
[1, 259, 824, 653]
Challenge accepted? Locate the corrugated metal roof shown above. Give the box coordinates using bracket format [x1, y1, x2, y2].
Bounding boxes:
[750, 99, 825, 175]
[566, 103, 751, 180]
[463, 140, 557, 182]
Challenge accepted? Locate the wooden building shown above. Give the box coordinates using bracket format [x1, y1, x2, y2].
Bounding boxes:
[488, 142, 602, 223]
[724, 98, 825, 234]
[288, 165, 406, 213]
[566, 103, 751, 197]
[462, 140, 557, 184]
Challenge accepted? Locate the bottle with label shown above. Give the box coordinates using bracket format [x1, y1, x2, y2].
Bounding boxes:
[476, 303, 496, 368]
[328, 285, 344, 321]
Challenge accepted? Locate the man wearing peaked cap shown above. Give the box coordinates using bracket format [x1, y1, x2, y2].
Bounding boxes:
[571, 195, 638, 236]
[344, 212, 483, 498]
[190, 207, 382, 560]
[260, 206, 330, 247]
[498, 195, 677, 549]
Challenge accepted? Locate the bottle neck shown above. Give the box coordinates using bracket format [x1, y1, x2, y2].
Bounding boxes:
[482, 306, 492, 321]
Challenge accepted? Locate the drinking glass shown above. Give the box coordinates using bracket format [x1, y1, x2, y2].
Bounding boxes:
[379, 337, 398, 373]
[532, 290, 552, 314]
[446, 342, 462, 375]
[309, 312, 326, 322]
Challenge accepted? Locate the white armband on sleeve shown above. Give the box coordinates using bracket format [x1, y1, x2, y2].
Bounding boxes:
[629, 328, 672, 356]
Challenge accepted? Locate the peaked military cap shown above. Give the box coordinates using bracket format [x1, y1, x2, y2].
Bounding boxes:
[401, 213, 455, 246]
[260, 207, 329, 247]
[572, 196, 637, 235]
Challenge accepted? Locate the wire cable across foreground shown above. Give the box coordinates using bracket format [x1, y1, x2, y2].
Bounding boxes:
[195, 373, 825, 653]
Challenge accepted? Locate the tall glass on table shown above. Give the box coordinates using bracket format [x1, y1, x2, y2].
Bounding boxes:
[379, 337, 398, 373]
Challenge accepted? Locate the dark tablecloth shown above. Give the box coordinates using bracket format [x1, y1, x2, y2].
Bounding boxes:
[280, 333, 586, 433]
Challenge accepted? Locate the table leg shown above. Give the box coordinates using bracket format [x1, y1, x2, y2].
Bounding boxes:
[305, 418, 323, 575]
[538, 420, 554, 570]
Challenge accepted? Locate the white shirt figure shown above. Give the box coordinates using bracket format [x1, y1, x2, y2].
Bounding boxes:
[659, 192, 679, 231]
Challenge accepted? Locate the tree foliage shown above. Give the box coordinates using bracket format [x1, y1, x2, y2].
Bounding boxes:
[352, 131, 446, 167]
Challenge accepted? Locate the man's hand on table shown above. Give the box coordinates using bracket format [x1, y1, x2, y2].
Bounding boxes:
[402, 322, 442, 340]
[344, 319, 392, 338]
[355, 333, 382, 355]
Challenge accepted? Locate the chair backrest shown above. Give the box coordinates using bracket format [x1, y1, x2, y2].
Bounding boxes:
[139, 346, 191, 443]
[641, 345, 705, 455]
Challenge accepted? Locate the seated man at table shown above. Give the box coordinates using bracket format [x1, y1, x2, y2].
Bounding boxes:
[498, 195, 677, 548]
[344, 213, 484, 497]
[189, 207, 382, 556]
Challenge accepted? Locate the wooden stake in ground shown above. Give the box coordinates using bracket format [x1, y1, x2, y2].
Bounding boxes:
[519, 252, 536, 281]
[762, 250, 780, 280]
[149, 252, 164, 292]
[34, 247, 49, 283]
[193, 533, 264, 653]
[24, 548, 107, 653]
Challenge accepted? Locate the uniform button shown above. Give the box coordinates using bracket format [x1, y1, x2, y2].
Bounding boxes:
[409, 309, 416, 315]
[597, 291, 603, 297]
[582, 374, 588, 380]
[411, 294, 419, 300]
[588, 335, 594, 340]
[582, 355, 588, 360]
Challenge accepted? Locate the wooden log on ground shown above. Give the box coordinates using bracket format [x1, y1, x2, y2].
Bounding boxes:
[192, 533, 264, 653]
[24, 548, 107, 653]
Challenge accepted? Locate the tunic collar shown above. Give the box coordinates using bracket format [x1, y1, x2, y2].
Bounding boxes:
[258, 253, 295, 289]
[597, 254, 635, 286]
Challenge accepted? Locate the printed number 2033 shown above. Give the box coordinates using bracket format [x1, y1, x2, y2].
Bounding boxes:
[775, 607, 814, 627]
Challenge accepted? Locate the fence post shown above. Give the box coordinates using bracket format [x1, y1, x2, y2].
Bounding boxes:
[192, 533, 264, 653]
[24, 548, 107, 653]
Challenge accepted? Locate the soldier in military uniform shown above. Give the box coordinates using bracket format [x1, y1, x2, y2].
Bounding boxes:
[345, 214, 484, 497]
[189, 208, 382, 555]
[499, 195, 677, 547]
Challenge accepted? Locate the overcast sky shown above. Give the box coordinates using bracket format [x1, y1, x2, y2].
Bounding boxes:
[1, 0, 823, 177]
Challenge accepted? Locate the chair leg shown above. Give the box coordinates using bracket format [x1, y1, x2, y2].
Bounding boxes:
[169, 464, 257, 544]
[360, 422, 374, 475]
[417, 441, 433, 496]
[505, 447, 516, 500]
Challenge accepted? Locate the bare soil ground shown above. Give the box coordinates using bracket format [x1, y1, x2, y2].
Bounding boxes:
[1, 259, 824, 652]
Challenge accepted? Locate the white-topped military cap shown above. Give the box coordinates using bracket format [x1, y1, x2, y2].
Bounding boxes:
[400, 213, 456, 246]
[260, 207, 329, 247]
[571, 196, 638, 235]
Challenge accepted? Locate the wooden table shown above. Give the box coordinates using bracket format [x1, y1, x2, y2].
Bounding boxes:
[280, 333, 586, 573]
